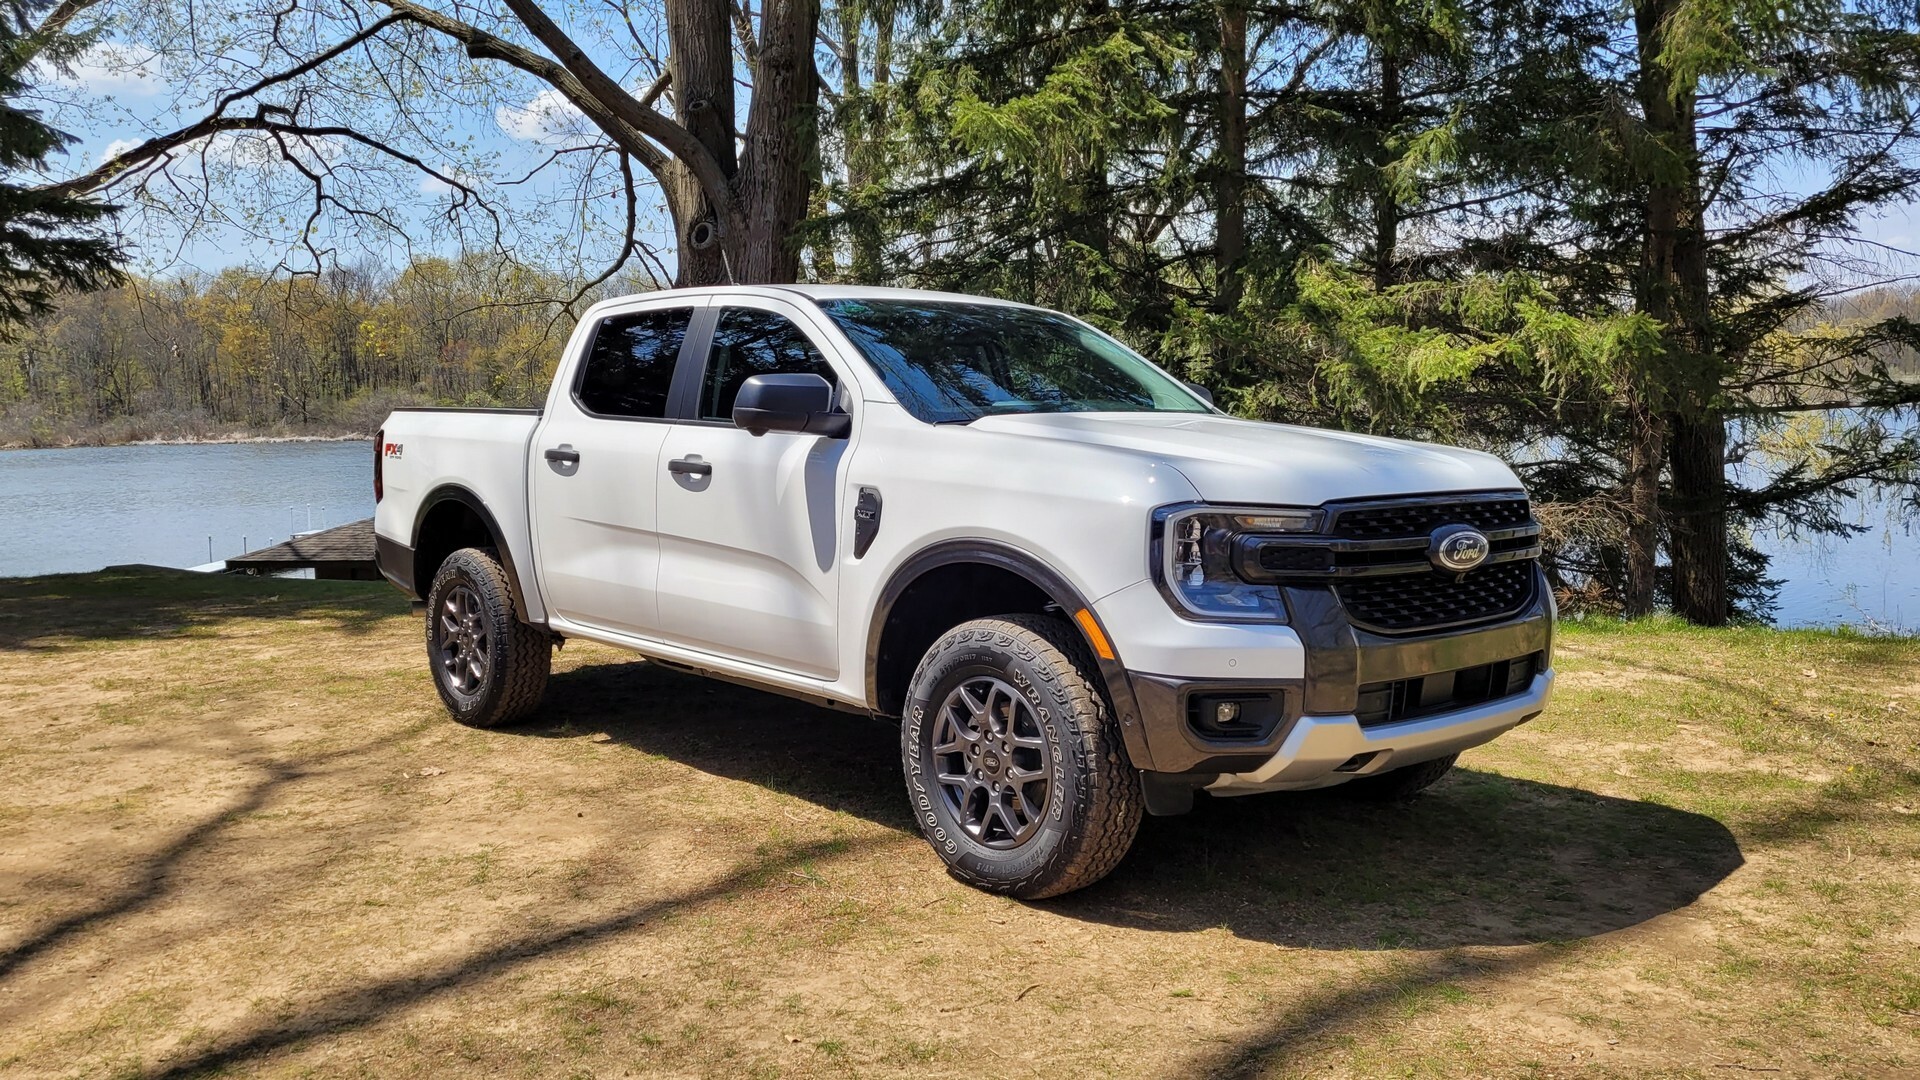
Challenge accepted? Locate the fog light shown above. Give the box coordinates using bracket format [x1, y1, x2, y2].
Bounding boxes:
[1188, 692, 1284, 741]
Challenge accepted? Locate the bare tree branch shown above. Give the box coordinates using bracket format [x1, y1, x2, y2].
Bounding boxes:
[493, 0, 734, 218]
[636, 69, 672, 111]
[213, 14, 403, 117]
[731, 0, 759, 70]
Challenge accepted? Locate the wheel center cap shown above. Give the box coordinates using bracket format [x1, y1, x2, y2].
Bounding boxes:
[982, 751, 1001, 773]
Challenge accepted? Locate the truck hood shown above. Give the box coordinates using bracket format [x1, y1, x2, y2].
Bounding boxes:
[966, 412, 1520, 504]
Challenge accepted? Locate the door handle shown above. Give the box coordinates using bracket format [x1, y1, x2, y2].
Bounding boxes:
[544, 446, 580, 465]
[667, 456, 712, 478]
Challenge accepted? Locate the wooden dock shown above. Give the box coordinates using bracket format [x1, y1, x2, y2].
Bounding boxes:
[225, 518, 381, 580]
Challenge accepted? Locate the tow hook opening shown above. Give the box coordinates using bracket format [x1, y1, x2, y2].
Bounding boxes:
[1334, 751, 1383, 773]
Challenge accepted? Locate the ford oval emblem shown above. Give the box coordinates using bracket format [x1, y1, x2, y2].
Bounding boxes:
[1429, 524, 1490, 573]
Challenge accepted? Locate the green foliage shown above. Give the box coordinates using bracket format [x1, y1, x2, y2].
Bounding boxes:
[936, 29, 1182, 198]
[0, 0, 122, 330]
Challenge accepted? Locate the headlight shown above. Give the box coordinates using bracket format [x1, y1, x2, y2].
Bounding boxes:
[1155, 505, 1323, 622]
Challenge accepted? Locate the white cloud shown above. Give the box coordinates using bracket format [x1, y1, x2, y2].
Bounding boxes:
[41, 45, 165, 98]
[100, 137, 140, 165]
[496, 88, 585, 144]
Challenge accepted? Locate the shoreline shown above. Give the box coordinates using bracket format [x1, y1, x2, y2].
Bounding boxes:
[2, 432, 372, 451]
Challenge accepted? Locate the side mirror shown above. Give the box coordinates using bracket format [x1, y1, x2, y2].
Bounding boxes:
[1184, 381, 1216, 407]
[732, 373, 851, 438]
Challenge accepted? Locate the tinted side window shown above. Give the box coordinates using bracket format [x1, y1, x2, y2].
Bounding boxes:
[699, 307, 837, 420]
[575, 308, 692, 419]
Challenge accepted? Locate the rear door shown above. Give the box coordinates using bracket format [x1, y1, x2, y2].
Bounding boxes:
[529, 297, 706, 639]
[652, 298, 852, 677]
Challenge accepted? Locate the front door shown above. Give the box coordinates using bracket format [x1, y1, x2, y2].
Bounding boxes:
[529, 299, 701, 639]
[653, 300, 850, 677]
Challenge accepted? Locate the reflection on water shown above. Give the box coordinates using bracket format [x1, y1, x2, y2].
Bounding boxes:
[1741, 410, 1917, 631]
[1757, 506, 1918, 631]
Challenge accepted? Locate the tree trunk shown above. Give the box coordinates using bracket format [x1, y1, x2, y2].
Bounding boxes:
[1372, 47, 1401, 289]
[665, 0, 738, 285]
[1622, 402, 1664, 617]
[1634, 0, 1724, 622]
[839, 0, 887, 283]
[1215, 1, 1247, 315]
[1667, 409, 1729, 622]
[728, 0, 820, 285]
[659, 0, 818, 286]
[1068, 0, 1112, 274]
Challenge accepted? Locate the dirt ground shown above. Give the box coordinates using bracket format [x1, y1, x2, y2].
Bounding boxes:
[1, 568, 1916, 1078]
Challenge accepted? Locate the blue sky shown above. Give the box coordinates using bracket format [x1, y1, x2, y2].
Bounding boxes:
[33, 36, 682, 281]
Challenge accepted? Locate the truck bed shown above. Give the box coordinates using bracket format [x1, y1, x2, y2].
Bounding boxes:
[373, 406, 545, 617]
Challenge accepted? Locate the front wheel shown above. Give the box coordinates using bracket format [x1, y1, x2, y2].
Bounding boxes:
[901, 614, 1142, 899]
[424, 547, 551, 728]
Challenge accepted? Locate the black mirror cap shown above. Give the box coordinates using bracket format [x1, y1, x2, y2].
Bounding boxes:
[731, 373, 851, 438]
[1184, 380, 1216, 407]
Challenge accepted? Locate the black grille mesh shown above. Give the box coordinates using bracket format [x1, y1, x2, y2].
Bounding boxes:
[1334, 559, 1536, 633]
[1331, 497, 1531, 539]
[1355, 653, 1541, 727]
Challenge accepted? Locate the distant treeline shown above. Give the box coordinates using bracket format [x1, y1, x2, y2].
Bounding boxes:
[0, 257, 665, 448]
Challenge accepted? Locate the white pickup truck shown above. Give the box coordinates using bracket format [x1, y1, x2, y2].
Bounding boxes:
[373, 285, 1554, 898]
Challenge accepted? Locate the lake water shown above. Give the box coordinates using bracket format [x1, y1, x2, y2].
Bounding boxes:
[0, 442, 377, 577]
[1758, 506, 1919, 631]
[1, 440, 1914, 631]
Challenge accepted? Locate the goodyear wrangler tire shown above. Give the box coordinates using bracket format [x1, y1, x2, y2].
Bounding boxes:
[424, 546, 551, 728]
[901, 614, 1143, 898]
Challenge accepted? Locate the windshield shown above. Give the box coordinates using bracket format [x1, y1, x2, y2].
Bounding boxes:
[819, 298, 1213, 424]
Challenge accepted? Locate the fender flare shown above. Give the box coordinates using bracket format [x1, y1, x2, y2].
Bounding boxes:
[864, 538, 1154, 769]
[412, 485, 535, 620]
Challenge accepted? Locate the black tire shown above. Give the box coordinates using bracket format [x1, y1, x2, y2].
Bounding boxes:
[901, 614, 1143, 899]
[1336, 753, 1458, 802]
[424, 547, 551, 728]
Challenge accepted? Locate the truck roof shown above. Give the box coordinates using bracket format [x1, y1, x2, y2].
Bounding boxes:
[587, 283, 1043, 313]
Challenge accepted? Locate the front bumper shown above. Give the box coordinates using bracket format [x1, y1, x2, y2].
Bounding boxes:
[1205, 670, 1551, 795]
[1103, 566, 1554, 803]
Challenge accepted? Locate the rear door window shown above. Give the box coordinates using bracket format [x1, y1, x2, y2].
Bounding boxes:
[575, 307, 693, 419]
[698, 307, 838, 421]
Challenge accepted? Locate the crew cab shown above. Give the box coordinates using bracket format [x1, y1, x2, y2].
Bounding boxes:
[373, 285, 1555, 898]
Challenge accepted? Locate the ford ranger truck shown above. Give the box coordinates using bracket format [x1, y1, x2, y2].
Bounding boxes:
[372, 285, 1554, 899]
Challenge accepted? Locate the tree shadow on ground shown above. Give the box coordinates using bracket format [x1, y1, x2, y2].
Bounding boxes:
[140, 835, 875, 1080]
[0, 566, 403, 649]
[525, 657, 1745, 951]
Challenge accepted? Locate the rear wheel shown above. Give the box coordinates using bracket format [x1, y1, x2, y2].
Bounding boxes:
[901, 614, 1142, 898]
[1337, 753, 1458, 802]
[424, 547, 551, 728]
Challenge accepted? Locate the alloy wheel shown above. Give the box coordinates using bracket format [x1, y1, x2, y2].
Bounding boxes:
[931, 676, 1052, 848]
[435, 583, 490, 696]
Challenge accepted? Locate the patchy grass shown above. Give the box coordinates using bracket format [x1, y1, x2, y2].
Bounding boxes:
[0, 568, 1916, 1078]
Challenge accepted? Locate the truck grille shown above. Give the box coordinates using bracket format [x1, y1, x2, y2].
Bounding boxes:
[1329, 495, 1532, 539]
[1335, 559, 1536, 633]
[1230, 491, 1543, 634]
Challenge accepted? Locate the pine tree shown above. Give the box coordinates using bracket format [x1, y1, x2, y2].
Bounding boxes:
[1502, 0, 1920, 622]
[0, 0, 121, 330]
